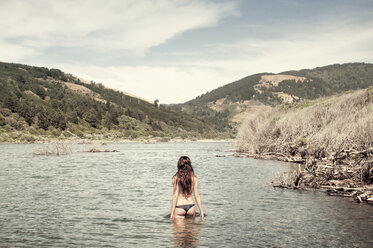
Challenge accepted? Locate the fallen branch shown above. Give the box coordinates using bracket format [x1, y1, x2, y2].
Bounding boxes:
[85, 148, 119, 153]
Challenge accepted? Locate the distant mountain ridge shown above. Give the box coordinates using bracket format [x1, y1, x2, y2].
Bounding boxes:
[0, 62, 226, 142]
[172, 63, 373, 132]
[2, 61, 372, 142]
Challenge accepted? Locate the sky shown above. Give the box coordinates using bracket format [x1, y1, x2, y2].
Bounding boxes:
[1, 0, 373, 103]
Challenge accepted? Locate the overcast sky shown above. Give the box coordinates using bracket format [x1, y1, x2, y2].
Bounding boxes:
[1, 0, 373, 103]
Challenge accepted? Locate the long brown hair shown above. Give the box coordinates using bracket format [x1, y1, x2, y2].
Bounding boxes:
[175, 156, 194, 197]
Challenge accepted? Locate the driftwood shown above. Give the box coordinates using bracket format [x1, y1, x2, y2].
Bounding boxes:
[237, 147, 373, 204]
[213, 152, 234, 157]
[234, 152, 304, 163]
[85, 148, 119, 153]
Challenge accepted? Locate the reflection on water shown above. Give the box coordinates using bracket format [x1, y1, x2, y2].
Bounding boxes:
[172, 217, 202, 248]
[0, 142, 372, 247]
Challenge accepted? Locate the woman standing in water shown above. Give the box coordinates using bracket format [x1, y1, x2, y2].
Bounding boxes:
[170, 156, 204, 220]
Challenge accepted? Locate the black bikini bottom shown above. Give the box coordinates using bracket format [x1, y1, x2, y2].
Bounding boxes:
[175, 204, 195, 212]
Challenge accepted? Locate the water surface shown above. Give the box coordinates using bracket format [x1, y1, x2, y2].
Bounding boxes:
[0, 142, 372, 247]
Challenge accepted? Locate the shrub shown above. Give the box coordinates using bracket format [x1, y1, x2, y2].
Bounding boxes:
[236, 88, 373, 157]
[5, 116, 26, 130]
[20, 133, 36, 143]
[0, 114, 5, 126]
[0, 108, 12, 117]
[69, 124, 85, 138]
[47, 126, 62, 137]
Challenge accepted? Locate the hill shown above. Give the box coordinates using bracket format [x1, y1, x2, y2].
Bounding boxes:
[172, 63, 373, 132]
[0, 62, 227, 142]
[235, 87, 373, 198]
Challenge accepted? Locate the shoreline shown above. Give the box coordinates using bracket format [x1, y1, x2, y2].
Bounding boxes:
[234, 151, 373, 205]
[0, 137, 231, 145]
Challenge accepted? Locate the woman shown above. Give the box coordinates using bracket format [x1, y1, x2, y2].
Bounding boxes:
[170, 156, 204, 220]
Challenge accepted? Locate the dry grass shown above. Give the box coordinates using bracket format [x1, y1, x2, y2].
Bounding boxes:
[64, 82, 107, 104]
[236, 87, 373, 158]
[259, 74, 308, 86]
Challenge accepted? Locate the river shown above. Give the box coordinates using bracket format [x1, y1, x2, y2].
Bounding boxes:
[0, 142, 372, 247]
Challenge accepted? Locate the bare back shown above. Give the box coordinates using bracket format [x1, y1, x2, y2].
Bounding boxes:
[173, 175, 196, 206]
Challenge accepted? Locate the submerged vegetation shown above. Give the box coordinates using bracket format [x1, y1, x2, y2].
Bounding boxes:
[235, 87, 373, 203]
[33, 143, 72, 156]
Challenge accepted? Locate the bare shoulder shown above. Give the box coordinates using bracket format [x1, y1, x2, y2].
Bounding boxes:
[192, 175, 199, 183]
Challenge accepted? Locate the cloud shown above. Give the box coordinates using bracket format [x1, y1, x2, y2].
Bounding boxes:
[0, 0, 238, 59]
[2, 0, 372, 104]
[0, 41, 39, 62]
[187, 19, 373, 74]
[54, 19, 373, 104]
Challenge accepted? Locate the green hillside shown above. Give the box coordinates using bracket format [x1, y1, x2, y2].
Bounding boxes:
[172, 63, 373, 132]
[0, 62, 226, 142]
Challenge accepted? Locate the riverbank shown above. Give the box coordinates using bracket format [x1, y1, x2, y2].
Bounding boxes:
[235, 150, 373, 205]
[235, 88, 373, 205]
[0, 135, 231, 144]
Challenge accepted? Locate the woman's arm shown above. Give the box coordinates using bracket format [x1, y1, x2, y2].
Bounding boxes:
[170, 176, 178, 220]
[193, 176, 204, 220]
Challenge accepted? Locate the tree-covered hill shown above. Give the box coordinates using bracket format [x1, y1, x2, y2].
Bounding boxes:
[171, 63, 373, 133]
[0, 62, 226, 142]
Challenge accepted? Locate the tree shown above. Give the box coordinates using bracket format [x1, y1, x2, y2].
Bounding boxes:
[16, 100, 37, 126]
[104, 112, 112, 130]
[66, 111, 78, 124]
[4, 94, 19, 112]
[37, 108, 50, 130]
[49, 110, 67, 130]
[31, 85, 47, 99]
[83, 109, 100, 128]
[15, 74, 26, 84]
[0, 114, 5, 126]
[154, 99, 159, 108]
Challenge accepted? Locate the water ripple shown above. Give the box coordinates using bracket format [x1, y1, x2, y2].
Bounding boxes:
[0, 142, 372, 247]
